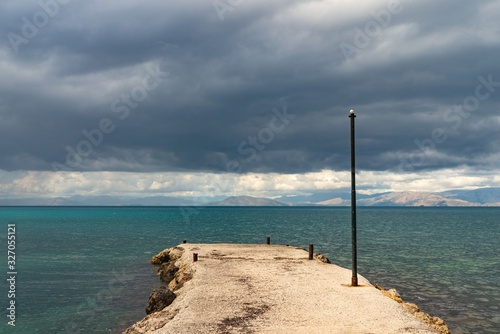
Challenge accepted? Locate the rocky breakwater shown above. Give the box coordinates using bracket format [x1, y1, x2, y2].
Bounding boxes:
[373, 285, 449, 334]
[125, 246, 194, 333]
[126, 244, 450, 334]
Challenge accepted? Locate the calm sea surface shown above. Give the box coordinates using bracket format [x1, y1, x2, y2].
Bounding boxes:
[0, 206, 499, 334]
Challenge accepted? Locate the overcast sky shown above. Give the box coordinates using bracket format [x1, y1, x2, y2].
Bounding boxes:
[1, 0, 499, 199]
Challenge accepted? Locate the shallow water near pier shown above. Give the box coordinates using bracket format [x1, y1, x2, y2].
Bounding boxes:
[1, 206, 498, 333]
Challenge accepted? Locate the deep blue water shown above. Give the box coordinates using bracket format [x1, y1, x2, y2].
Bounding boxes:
[0, 206, 499, 334]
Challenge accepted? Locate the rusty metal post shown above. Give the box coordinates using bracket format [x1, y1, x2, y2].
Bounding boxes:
[309, 244, 314, 260]
[193, 253, 198, 262]
[266, 236, 270, 245]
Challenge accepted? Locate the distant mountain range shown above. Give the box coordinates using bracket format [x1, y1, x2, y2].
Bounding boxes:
[276, 187, 500, 207]
[1, 187, 499, 207]
[207, 195, 288, 206]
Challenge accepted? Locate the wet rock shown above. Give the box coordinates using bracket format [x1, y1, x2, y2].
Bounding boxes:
[146, 286, 176, 315]
[375, 285, 403, 303]
[167, 264, 193, 291]
[403, 302, 450, 334]
[403, 302, 420, 314]
[386, 289, 403, 303]
[314, 253, 331, 264]
[151, 246, 184, 265]
[158, 262, 179, 285]
[168, 247, 184, 262]
[428, 316, 449, 334]
[151, 248, 171, 265]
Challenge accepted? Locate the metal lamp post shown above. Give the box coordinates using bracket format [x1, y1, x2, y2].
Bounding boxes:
[349, 109, 358, 286]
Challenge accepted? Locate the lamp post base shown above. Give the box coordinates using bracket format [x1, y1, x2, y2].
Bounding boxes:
[351, 276, 358, 287]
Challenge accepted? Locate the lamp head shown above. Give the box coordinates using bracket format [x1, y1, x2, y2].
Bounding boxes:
[349, 109, 355, 115]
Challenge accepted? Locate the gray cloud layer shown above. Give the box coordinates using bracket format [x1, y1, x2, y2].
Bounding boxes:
[1, 0, 499, 174]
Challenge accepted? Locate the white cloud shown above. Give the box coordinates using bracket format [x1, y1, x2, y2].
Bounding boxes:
[1, 167, 498, 199]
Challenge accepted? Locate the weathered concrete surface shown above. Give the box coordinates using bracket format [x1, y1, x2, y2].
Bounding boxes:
[126, 244, 448, 334]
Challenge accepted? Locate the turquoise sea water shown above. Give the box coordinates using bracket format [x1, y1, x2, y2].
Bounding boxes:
[0, 206, 499, 334]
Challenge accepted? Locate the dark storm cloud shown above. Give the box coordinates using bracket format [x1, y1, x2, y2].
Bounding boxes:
[1, 0, 499, 173]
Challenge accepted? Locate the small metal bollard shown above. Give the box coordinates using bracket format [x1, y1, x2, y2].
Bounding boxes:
[309, 244, 314, 260]
[266, 236, 270, 245]
[183, 240, 187, 244]
[193, 253, 198, 262]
